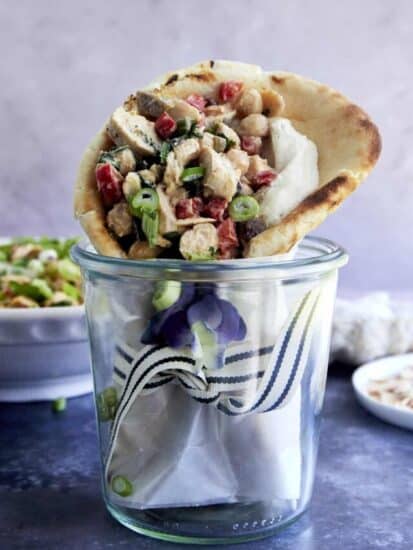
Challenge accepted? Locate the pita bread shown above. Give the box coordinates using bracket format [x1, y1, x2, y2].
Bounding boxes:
[74, 60, 380, 258]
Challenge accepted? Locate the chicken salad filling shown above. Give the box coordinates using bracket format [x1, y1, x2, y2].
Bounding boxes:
[96, 81, 319, 260]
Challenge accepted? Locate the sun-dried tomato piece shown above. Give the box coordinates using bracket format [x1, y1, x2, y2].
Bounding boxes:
[241, 135, 262, 155]
[218, 81, 243, 102]
[175, 197, 203, 219]
[186, 94, 207, 112]
[251, 170, 277, 189]
[217, 218, 239, 256]
[155, 111, 177, 139]
[203, 198, 228, 222]
[95, 163, 124, 207]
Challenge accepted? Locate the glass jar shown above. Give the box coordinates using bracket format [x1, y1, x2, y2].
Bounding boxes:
[72, 236, 347, 544]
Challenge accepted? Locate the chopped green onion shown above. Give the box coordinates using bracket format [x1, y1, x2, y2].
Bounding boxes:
[31, 279, 53, 299]
[12, 258, 28, 268]
[142, 211, 159, 248]
[159, 141, 171, 164]
[181, 166, 205, 183]
[52, 397, 67, 413]
[57, 259, 81, 282]
[229, 196, 260, 222]
[176, 117, 192, 136]
[9, 278, 53, 301]
[62, 282, 80, 300]
[97, 386, 118, 422]
[130, 188, 159, 217]
[111, 475, 133, 497]
[152, 281, 181, 311]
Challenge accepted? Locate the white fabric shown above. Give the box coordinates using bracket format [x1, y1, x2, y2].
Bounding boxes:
[103, 284, 323, 509]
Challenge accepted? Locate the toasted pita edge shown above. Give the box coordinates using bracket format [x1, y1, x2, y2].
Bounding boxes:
[74, 122, 127, 258]
[75, 60, 381, 258]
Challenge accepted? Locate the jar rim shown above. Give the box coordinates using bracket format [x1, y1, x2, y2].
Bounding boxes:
[71, 236, 348, 281]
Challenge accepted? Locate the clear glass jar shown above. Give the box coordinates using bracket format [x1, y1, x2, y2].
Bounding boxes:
[72, 236, 347, 544]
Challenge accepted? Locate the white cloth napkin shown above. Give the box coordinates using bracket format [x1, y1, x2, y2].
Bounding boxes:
[103, 281, 322, 510]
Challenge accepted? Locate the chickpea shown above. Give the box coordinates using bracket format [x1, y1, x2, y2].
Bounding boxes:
[261, 89, 285, 117]
[236, 88, 263, 116]
[122, 172, 141, 200]
[114, 147, 136, 175]
[226, 149, 250, 176]
[239, 114, 269, 137]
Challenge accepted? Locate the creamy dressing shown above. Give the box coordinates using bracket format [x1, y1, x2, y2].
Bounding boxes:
[257, 118, 319, 226]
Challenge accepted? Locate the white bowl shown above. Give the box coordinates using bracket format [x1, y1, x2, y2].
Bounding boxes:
[0, 304, 92, 401]
[352, 354, 413, 431]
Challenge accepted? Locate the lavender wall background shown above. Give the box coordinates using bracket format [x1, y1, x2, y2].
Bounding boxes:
[0, 0, 411, 291]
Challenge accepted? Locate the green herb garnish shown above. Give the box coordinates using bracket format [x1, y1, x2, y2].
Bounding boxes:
[181, 166, 205, 183]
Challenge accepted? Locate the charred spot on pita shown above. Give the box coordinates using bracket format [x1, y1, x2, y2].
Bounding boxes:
[165, 73, 179, 85]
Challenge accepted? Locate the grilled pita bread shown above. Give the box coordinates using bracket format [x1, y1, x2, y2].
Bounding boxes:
[74, 60, 380, 258]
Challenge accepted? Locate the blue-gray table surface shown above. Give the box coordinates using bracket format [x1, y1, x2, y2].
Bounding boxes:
[0, 372, 412, 550]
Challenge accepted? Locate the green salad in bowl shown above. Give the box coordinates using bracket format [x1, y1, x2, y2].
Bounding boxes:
[0, 237, 83, 308]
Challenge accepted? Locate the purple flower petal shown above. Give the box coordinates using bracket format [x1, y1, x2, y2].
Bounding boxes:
[161, 310, 194, 348]
[214, 299, 247, 344]
[187, 295, 223, 331]
[141, 283, 195, 345]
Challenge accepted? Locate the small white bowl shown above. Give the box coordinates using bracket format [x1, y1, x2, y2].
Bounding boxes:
[0, 305, 92, 402]
[352, 354, 413, 431]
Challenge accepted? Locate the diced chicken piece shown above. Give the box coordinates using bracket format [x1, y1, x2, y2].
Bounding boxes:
[200, 133, 227, 153]
[107, 107, 161, 156]
[200, 133, 215, 149]
[226, 149, 249, 176]
[179, 223, 218, 260]
[168, 99, 202, 123]
[136, 91, 169, 119]
[212, 135, 227, 153]
[168, 187, 188, 207]
[122, 172, 141, 200]
[239, 114, 269, 137]
[138, 169, 157, 186]
[204, 104, 236, 124]
[215, 122, 241, 148]
[107, 201, 133, 238]
[11, 244, 42, 262]
[174, 138, 200, 166]
[163, 151, 182, 194]
[236, 88, 263, 116]
[238, 176, 254, 195]
[246, 155, 272, 180]
[261, 88, 285, 117]
[157, 187, 178, 235]
[128, 241, 161, 259]
[9, 295, 39, 308]
[150, 164, 164, 182]
[200, 148, 238, 202]
[112, 147, 136, 175]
